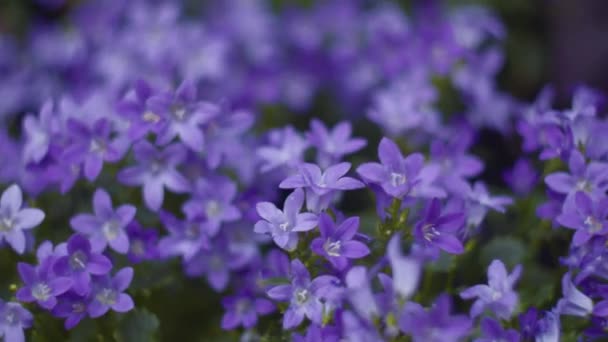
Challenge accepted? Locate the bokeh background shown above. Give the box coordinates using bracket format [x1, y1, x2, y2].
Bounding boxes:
[1, 0, 607, 341]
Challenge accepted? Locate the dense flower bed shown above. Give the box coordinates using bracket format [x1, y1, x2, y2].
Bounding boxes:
[0, 0, 607, 341]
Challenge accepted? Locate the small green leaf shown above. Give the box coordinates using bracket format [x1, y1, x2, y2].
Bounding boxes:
[115, 309, 160, 342]
[480, 236, 527, 269]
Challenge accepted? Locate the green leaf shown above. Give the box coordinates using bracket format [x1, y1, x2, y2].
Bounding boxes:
[67, 319, 97, 342]
[115, 309, 160, 342]
[480, 236, 527, 269]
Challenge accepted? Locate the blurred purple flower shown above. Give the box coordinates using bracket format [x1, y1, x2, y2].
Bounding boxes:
[182, 176, 241, 235]
[53, 234, 112, 295]
[221, 292, 275, 330]
[0, 184, 45, 254]
[147, 80, 215, 152]
[545, 150, 608, 201]
[0, 300, 33, 342]
[70, 188, 136, 254]
[503, 158, 538, 196]
[460, 259, 521, 319]
[118, 141, 191, 211]
[16, 262, 72, 310]
[88, 267, 135, 318]
[475, 318, 520, 342]
[62, 118, 129, 181]
[399, 294, 472, 342]
[306, 119, 366, 168]
[387, 234, 421, 299]
[557, 191, 608, 245]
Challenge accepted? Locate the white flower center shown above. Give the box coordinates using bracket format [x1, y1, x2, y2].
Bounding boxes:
[295, 288, 310, 305]
[0, 217, 14, 232]
[70, 250, 88, 270]
[422, 224, 440, 242]
[324, 240, 342, 257]
[585, 216, 603, 233]
[32, 283, 52, 301]
[102, 220, 121, 241]
[279, 221, 290, 232]
[390, 172, 407, 186]
[96, 288, 117, 306]
[142, 111, 161, 123]
[89, 139, 106, 153]
[205, 201, 221, 218]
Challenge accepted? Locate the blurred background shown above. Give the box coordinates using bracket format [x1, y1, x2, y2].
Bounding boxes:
[2, 0, 608, 104]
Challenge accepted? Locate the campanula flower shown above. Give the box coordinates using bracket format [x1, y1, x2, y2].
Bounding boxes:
[16, 262, 73, 310]
[557, 191, 608, 246]
[311, 214, 369, 270]
[0, 300, 33, 342]
[88, 267, 135, 318]
[0, 184, 45, 254]
[357, 137, 445, 199]
[118, 141, 191, 211]
[255, 188, 318, 251]
[280, 162, 364, 212]
[413, 198, 465, 255]
[267, 259, 340, 329]
[460, 259, 521, 319]
[306, 119, 366, 168]
[70, 188, 136, 254]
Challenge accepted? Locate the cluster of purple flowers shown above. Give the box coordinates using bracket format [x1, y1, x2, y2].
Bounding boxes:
[516, 86, 608, 338]
[0, 0, 606, 340]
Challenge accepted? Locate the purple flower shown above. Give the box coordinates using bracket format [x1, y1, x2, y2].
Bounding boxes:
[182, 176, 241, 235]
[367, 72, 438, 136]
[387, 234, 421, 299]
[468, 181, 513, 213]
[311, 214, 369, 270]
[545, 150, 608, 200]
[0, 300, 33, 342]
[53, 234, 113, 295]
[184, 235, 250, 291]
[116, 80, 162, 141]
[0, 184, 45, 254]
[280, 162, 364, 212]
[399, 295, 472, 342]
[357, 138, 445, 199]
[52, 292, 91, 329]
[345, 266, 379, 321]
[460, 259, 521, 319]
[519, 308, 560, 342]
[221, 292, 275, 330]
[118, 141, 191, 211]
[16, 262, 72, 310]
[158, 210, 210, 261]
[267, 259, 340, 329]
[22, 101, 57, 164]
[88, 267, 135, 318]
[147, 80, 214, 152]
[70, 188, 136, 254]
[503, 158, 538, 196]
[62, 118, 129, 181]
[306, 119, 366, 168]
[556, 273, 594, 317]
[474, 318, 520, 342]
[556, 191, 608, 245]
[430, 139, 484, 195]
[413, 198, 465, 255]
[254, 189, 318, 251]
[126, 221, 159, 263]
[257, 126, 309, 173]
